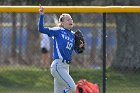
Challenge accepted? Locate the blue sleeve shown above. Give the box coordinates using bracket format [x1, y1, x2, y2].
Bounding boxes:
[38, 14, 57, 37]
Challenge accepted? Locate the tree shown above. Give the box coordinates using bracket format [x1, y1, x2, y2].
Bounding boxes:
[112, 0, 140, 71]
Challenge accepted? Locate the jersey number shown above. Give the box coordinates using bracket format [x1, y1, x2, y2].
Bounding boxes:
[66, 42, 73, 50]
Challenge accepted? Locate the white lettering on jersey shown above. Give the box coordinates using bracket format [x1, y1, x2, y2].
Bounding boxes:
[70, 38, 74, 42]
[61, 34, 65, 39]
[61, 34, 71, 41]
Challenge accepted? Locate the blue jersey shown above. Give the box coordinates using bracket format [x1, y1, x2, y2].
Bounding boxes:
[38, 15, 77, 62]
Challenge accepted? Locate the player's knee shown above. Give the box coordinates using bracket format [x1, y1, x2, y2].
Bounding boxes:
[70, 85, 76, 93]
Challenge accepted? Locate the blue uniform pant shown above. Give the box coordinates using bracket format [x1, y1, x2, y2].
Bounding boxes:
[50, 59, 76, 93]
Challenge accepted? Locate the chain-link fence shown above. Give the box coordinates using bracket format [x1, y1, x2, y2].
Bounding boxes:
[0, 12, 140, 93]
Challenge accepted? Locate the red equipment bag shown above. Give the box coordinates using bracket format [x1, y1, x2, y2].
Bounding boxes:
[75, 79, 100, 93]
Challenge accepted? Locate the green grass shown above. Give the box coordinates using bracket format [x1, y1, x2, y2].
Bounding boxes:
[0, 66, 140, 93]
[106, 68, 140, 93]
[0, 66, 53, 93]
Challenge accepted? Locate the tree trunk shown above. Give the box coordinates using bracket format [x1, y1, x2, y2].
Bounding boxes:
[17, 13, 23, 64]
[26, 13, 39, 65]
[11, 13, 17, 61]
[113, 13, 140, 70]
[112, 0, 140, 71]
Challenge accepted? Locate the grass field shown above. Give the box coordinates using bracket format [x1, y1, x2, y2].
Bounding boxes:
[0, 66, 140, 93]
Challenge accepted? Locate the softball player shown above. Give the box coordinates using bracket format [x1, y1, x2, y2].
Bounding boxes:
[38, 6, 84, 93]
[40, 33, 51, 68]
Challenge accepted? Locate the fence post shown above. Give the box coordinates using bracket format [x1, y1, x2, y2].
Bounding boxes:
[102, 13, 106, 93]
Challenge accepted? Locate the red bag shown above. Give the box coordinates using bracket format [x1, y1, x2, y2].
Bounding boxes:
[75, 79, 100, 93]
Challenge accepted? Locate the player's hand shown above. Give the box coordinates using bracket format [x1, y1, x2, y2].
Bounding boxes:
[79, 40, 84, 48]
[39, 4, 44, 14]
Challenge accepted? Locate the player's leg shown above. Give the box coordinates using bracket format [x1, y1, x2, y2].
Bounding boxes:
[41, 47, 50, 68]
[40, 34, 51, 68]
[54, 78, 65, 93]
[42, 51, 50, 67]
[52, 68, 76, 93]
[59, 68, 76, 93]
[50, 59, 76, 93]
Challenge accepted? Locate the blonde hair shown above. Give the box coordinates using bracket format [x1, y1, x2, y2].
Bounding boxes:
[57, 13, 71, 27]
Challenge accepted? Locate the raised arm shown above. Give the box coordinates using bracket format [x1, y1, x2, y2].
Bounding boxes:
[38, 5, 57, 37]
[38, 14, 49, 34]
[38, 5, 50, 34]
